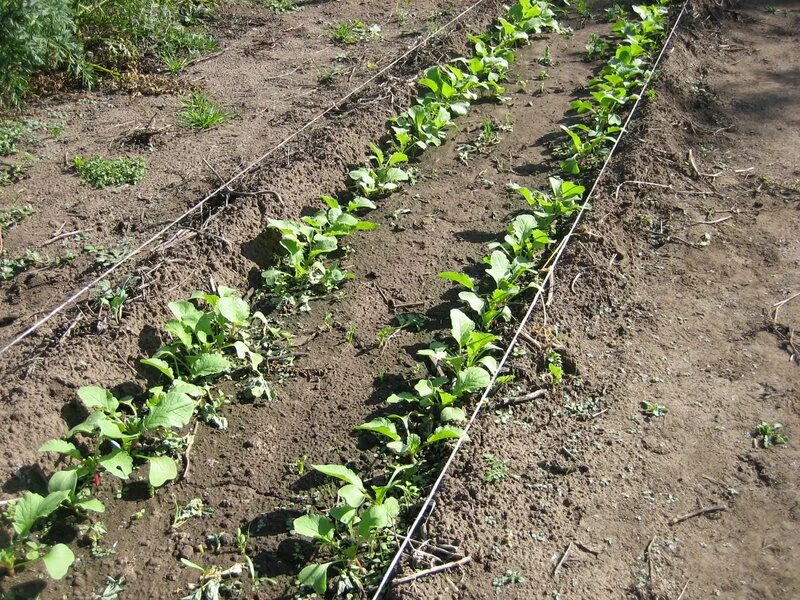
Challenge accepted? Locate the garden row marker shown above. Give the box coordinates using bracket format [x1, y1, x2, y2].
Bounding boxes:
[0, 0, 493, 359]
[371, 1, 690, 596]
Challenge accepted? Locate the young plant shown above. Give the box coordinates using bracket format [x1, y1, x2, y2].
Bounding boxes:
[292, 464, 403, 595]
[329, 20, 381, 44]
[348, 144, 409, 196]
[641, 400, 667, 418]
[753, 422, 789, 448]
[0, 491, 75, 579]
[179, 92, 231, 130]
[73, 155, 146, 188]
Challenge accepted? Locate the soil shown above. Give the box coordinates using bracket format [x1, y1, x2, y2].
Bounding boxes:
[1, 1, 798, 599]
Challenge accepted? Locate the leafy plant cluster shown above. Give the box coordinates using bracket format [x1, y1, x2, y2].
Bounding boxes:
[0, 286, 267, 581]
[73, 155, 147, 188]
[0, 0, 219, 109]
[260, 0, 565, 314]
[559, 3, 670, 175]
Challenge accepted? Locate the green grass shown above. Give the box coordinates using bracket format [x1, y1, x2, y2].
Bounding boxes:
[73, 155, 147, 188]
[179, 92, 230, 130]
[329, 20, 381, 44]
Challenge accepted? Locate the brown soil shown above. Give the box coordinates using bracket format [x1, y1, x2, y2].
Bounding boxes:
[1, 1, 798, 599]
[396, 1, 800, 599]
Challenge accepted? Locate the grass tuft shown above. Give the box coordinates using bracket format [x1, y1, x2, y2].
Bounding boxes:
[179, 92, 230, 130]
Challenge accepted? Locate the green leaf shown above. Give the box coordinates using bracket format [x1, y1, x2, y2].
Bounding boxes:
[12, 491, 69, 536]
[188, 352, 231, 378]
[144, 390, 195, 430]
[459, 291, 486, 314]
[164, 320, 193, 348]
[355, 418, 399, 441]
[453, 366, 491, 397]
[68, 412, 124, 440]
[486, 251, 511, 286]
[75, 498, 105, 513]
[439, 271, 474, 290]
[427, 425, 465, 444]
[147, 455, 178, 488]
[140, 357, 175, 380]
[39, 439, 81, 460]
[42, 544, 75, 580]
[313, 464, 363, 489]
[441, 406, 466, 422]
[168, 300, 203, 328]
[77, 386, 118, 412]
[298, 562, 332, 595]
[216, 295, 250, 326]
[99, 449, 133, 480]
[450, 308, 475, 347]
[293, 514, 334, 542]
[358, 504, 393, 538]
[48, 469, 78, 495]
[337, 484, 366, 508]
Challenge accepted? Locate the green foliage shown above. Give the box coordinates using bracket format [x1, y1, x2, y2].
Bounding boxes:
[641, 400, 667, 418]
[753, 422, 788, 448]
[179, 92, 231, 130]
[329, 20, 381, 44]
[0, 0, 219, 108]
[73, 155, 147, 188]
[0, 0, 90, 110]
[482, 453, 508, 482]
[0, 204, 35, 229]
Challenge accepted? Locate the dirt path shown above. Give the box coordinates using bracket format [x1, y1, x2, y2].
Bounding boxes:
[398, 2, 800, 599]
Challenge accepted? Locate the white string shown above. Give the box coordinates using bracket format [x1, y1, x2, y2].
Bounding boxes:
[0, 0, 494, 358]
[370, 2, 690, 596]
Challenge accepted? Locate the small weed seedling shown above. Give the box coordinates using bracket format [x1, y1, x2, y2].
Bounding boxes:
[483, 453, 509, 483]
[264, 0, 299, 14]
[585, 33, 609, 60]
[345, 323, 357, 345]
[173, 498, 214, 528]
[753, 422, 788, 448]
[329, 20, 381, 44]
[179, 92, 231, 130]
[0, 204, 35, 229]
[73, 156, 146, 188]
[546, 350, 563, 387]
[538, 45, 554, 66]
[641, 401, 668, 418]
[493, 569, 524, 590]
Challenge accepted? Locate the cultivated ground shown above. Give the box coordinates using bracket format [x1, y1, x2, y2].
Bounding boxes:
[1, 0, 798, 599]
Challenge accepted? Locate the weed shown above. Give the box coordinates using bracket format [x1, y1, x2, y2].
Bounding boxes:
[329, 20, 381, 44]
[262, 0, 299, 14]
[318, 66, 346, 85]
[0, 120, 46, 156]
[290, 454, 309, 475]
[493, 569, 524, 589]
[538, 45, 554, 66]
[0, 152, 36, 185]
[98, 576, 125, 599]
[483, 453, 509, 482]
[603, 3, 626, 22]
[94, 276, 139, 324]
[84, 242, 130, 269]
[537, 69, 550, 80]
[641, 400, 667, 418]
[753, 422, 788, 448]
[546, 350, 563, 386]
[345, 323, 357, 345]
[0, 205, 35, 230]
[73, 155, 146, 188]
[179, 92, 231, 130]
[173, 498, 213, 528]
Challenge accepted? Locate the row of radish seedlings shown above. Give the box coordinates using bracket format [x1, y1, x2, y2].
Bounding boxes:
[0, 0, 671, 597]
